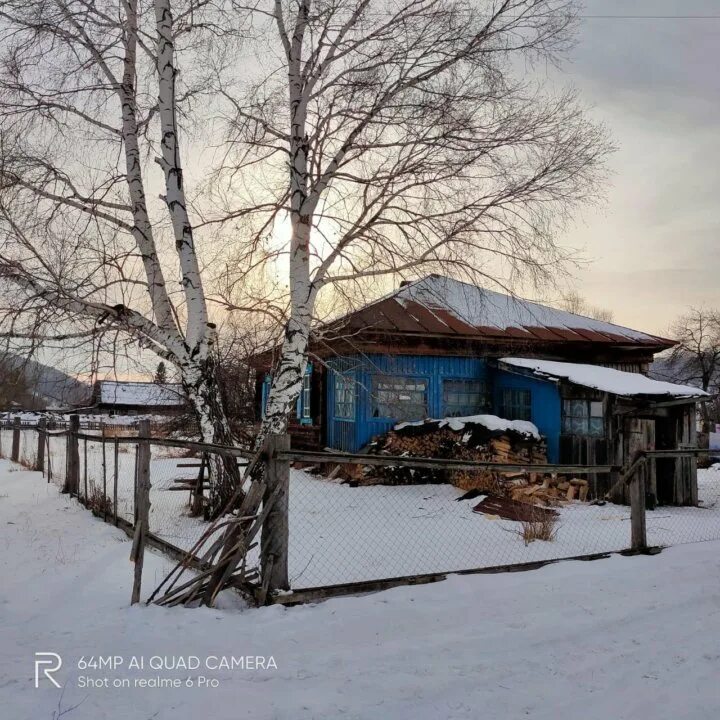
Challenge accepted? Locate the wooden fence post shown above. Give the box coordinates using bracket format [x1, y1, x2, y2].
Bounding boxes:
[629, 457, 648, 551]
[260, 434, 291, 599]
[64, 415, 80, 495]
[36, 418, 46, 473]
[131, 420, 151, 605]
[11, 417, 20, 462]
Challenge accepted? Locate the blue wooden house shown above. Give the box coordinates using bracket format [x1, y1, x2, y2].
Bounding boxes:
[255, 275, 705, 504]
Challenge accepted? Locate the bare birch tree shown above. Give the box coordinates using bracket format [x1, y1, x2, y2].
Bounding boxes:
[0, 0, 244, 510]
[212, 0, 612, 443]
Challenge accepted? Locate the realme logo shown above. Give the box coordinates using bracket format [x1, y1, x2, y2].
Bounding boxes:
[34, 653, 62, 688]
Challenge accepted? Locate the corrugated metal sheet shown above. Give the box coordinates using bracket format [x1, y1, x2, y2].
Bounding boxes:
[324, 275, 673, 349]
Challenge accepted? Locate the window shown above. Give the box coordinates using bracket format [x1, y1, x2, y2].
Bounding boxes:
[302, 371, 311, 419]
[372, 376, 428, 422]
[334, 373, 355, 420]
[442, 379, 491, 417]
[562, 399, 604, 437]
[500, 388, 532, 421]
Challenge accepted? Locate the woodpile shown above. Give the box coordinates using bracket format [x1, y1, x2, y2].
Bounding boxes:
[507, 476, 589, 506]
[364, 417, 547, 489]
[359, 417, 592, 510]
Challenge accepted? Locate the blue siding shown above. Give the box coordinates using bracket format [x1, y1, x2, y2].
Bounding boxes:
[492, 370, 562, 463]
[328, 354, 489, 451]
[325, 353, 562, 458]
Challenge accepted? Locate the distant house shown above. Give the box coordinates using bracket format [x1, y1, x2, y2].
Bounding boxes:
[90, 381, 186, 416]
[253, 275, 706, 504]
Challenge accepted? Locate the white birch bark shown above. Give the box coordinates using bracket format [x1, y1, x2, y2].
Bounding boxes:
[259, 0, 316, 443]
[154, 0, 209, 349]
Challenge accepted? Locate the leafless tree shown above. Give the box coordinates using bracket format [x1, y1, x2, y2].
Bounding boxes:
[559, 290, 614, 323]
[0, 0, 245, 509]
[212, 0, 612, 444]
[149, 0, 615, 608]
[668, 308, 720, 433]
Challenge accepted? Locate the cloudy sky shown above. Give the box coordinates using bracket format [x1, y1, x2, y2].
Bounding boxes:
[553, 0, 720, 334]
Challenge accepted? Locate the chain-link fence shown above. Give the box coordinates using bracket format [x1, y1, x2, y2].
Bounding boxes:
[2, 420, 720, 602]
[282, 456, 720, 589]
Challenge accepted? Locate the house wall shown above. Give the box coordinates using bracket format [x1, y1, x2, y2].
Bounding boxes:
[325, 353, 562, 456]
[492, 371, 562, 463]
[327, 354, 491, 451]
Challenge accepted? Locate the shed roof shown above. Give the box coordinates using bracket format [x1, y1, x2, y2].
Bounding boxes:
[98, 381, 186, 407]
[328, 275, 674, 349]
[499, 358, 707, 399]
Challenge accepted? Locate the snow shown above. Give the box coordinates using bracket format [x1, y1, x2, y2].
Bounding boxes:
[29, 430, 720, 589]
[2, 460, 720, 720]
[395, 414, 541, 439]
[397, 275, 663, 342]
[98, 381, 185, 407]
[501, 357, 708, 398]
[43, 434, 720, 588]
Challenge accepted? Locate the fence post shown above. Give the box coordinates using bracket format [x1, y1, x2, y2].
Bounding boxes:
[131, 419, 151, 604]
[629, 458, 648, 551]
[11, 417, 20, 462]
[260, 434, 291, 598]
[36, 418, 46, 473]
[64, 415, 80, 495]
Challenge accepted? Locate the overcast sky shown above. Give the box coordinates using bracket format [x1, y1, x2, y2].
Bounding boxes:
[552, 0, 720, 334]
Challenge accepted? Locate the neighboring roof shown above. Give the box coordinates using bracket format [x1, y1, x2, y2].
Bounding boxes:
[499, 358, 708, 398]
[98, 381, 186, 407]
[327, 275, 674, 349]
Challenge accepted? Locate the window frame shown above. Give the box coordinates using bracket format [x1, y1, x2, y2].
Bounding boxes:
[333, 372, 356, 421]
[371, 375, 429, 422]
[562, 398, 605, 437]
[500, 388, 532, 422]
[442, 378, 491, 418]
[301, 370, 312, 420]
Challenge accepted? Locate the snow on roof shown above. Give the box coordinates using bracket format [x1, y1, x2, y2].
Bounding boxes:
[395, 414, 541, 439]
[500, 358, 708, 398]
[395, 276, 666, 344]
[98, 381, 186, 407]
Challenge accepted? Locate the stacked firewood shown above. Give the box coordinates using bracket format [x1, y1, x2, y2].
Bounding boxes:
[364, 418, 547, 490]
[360, 418, 591, 508]
[508, 476, 589, 506]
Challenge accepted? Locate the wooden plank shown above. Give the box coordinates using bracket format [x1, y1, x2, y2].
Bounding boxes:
[131, 420, 151, 605]
[270, 551, 618, 606]
[278, 450, 617, 474]
[64, 415, 80, 496]
[628, 460, 647, 551]
[260, 435, 291, 595]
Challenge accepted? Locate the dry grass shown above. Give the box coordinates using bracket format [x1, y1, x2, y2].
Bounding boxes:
[86, 483, 113, 517]
[697, 454, 713, 470]
[517, 508, 559, 546]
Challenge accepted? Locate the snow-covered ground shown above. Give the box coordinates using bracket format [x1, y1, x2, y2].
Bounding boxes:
[22, 430, 720, 588]
[2, 460, 720, 720]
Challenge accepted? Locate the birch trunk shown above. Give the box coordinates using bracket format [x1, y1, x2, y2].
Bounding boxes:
[180, 356, 242, 518]
[257, 3, 317, 447]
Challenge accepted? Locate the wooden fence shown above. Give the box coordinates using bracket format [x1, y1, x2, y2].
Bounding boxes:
[1, 416, 716, 606]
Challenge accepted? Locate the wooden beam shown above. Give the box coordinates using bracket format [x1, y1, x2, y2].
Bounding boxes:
[278, 450, 618, 475]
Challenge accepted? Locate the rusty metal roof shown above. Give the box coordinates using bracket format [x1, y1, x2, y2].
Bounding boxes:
[328, 275, 673, 348]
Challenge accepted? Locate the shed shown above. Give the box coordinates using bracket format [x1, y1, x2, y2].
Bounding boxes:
[498, 358, 706, 504]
